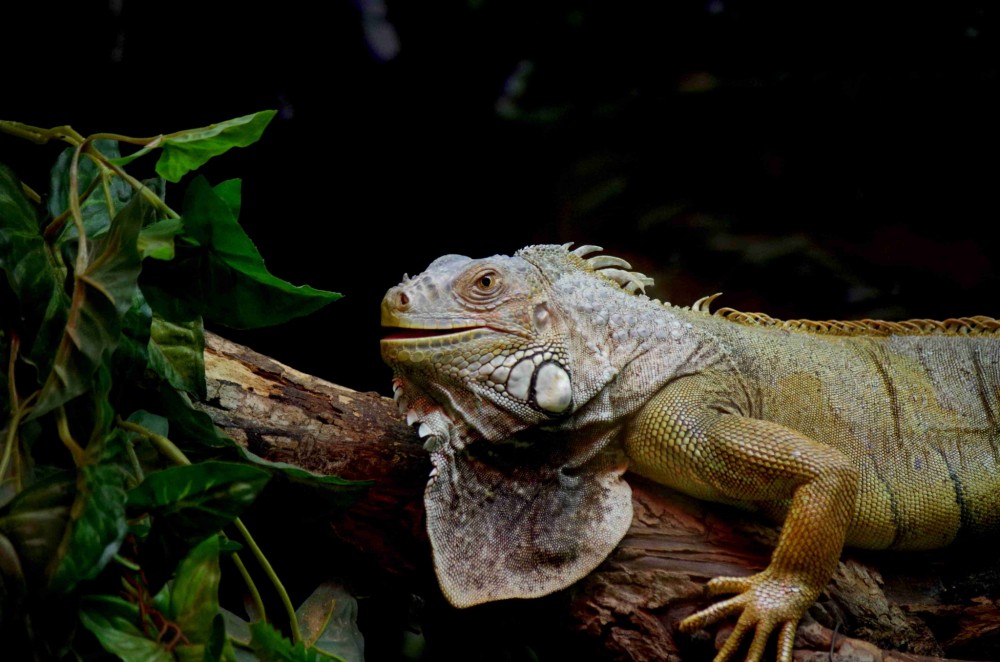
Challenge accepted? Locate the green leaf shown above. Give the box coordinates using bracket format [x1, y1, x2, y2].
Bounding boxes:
[125, 410, 170, 439]
[139, 217, 184, 260]
[249, 621, 323, 662]
[147, 176, 340, 329]
[221, 607, 252, 647]
[0, 162, 38, 233]
[113, 288, 154, 387]
[47, 140, 132, 242]
[148, 313, 206, 398]
[121, 410, 172, 486]
[0, 532, 27, 623]
[48, 432, 128, 594]
[113, 288, 204, 402]
[296, 583, 362, 662]
[213, 178, 242, 221]
[204, 614, 230, 662]
[79, 594, 174, 662]
[0, 163, 69, 378]
[174, 644, 210, 662]
[173, 615, 232, 662]
[239, 453, 371, 502]
[153, 111, 277, 183]
[127, 461, 270, 538]
[132, 288, 205, 398]
[0, 473, 74, 590]
[30, 192, 149, 418]
[170, 535, 223, 645]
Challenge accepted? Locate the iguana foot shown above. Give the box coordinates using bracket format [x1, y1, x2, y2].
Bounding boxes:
[679, 570, 816, 662]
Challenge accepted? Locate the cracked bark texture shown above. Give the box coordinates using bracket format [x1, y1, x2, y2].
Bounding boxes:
[199, 332, 1000, 661]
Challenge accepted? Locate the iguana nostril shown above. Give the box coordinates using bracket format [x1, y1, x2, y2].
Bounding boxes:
[398, 291, 410, 307]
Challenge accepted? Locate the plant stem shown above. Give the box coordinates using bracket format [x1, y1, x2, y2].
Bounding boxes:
[88, 131, 163, 145]
[1, 336, 35, 490]
[116, 418, 191, 466]
[68, 141, 90, 269]
[233, 518, 303, 645]
[101, 168, 116, 220]
[1, 120, 180, 221]
[123, 439, 145, 486]
[114, 554, 142, 572]
[6, 333, 19, 411]
[115, 418, 301, 640]
[0, 120, 85, 145]
[20, 182, 41, 204]
[0, 335, 19, 484]
[0, 409, 21, 486]
[230, 552, 267, 621]
[95, 151, 179, 219]
[55, 406, 86, 466]
[43, 170, 103, 240]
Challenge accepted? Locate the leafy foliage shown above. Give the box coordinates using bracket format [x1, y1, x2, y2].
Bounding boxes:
[0, 115, 364, 659]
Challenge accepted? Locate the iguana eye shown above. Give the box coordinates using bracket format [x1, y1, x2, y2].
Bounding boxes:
[477, 272, 497, 289]
[462, 266, 505, 304]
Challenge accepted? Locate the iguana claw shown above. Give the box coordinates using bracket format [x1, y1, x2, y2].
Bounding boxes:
[679, 571, 811, 662]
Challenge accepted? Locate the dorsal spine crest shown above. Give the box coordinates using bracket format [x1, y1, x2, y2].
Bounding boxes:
[530, 244, 1000, 338]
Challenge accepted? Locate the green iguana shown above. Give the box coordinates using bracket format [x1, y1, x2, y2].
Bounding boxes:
[380, 243, 1000, 662]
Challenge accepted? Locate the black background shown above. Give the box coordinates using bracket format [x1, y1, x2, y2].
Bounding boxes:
[3, 3, 999, 658]
[5, 1, 997, 397]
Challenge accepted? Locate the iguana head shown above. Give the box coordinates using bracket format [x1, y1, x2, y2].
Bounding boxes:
[381, 244, 653, 608]
[381, 244, 654, 440]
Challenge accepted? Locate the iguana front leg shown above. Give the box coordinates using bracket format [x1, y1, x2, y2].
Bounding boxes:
[625, 382, 859, 662]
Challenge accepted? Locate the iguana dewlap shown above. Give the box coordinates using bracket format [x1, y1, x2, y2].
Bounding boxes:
[380, 243, 1000, 662]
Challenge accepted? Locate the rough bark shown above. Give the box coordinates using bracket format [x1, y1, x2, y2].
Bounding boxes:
[200, 332, 1000, 661]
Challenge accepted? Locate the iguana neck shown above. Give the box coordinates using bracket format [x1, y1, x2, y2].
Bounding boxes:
[548, 273, 730, 431]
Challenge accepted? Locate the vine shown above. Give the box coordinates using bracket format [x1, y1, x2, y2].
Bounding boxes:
[0, 114, 367, 660]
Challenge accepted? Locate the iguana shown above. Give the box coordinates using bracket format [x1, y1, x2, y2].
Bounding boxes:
[380, 243, 1000, 662]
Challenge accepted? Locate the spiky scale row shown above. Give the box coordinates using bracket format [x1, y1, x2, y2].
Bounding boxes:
[566, 243, 1000, 338]
[715, 309, 1000, 337]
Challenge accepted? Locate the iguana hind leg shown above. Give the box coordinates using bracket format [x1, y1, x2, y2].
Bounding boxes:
[625, 380, 859, 662]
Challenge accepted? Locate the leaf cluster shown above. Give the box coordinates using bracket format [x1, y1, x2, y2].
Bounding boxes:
[0, 114, 366, 660]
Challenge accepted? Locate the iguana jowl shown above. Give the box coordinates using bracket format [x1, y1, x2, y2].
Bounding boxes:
[380, 243, 1000, 662]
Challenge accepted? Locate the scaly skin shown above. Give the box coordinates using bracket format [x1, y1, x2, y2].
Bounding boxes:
[380, 244, 1000, 661]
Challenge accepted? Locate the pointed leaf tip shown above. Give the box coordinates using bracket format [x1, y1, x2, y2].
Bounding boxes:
[155, 111, 277, 182]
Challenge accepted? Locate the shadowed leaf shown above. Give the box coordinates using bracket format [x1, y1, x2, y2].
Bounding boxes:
[147, 177, 340, 329]
[0, 163, 69, 378]
[296, 582, 363, 662]
[127, 461, 269, 540]
[48, 431, 128, 594]
[250, 620, 329, 662]
[30, 193, 149, 418]
[0, 473, 74, 591]
[47, 141, 132, 242]
[148, 314, 206, 398]
[139, 217, 183, 260]
[170, 534, 223, 645]
[79, 594, 173, 662]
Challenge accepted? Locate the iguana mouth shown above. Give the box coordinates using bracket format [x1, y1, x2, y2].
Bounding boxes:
[381, 326, 487, 341]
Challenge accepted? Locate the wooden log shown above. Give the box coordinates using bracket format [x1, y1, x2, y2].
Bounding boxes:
[199, 332, 1000, 661]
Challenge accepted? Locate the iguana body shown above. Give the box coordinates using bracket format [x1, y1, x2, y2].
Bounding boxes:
[380, 244, 1000, 662]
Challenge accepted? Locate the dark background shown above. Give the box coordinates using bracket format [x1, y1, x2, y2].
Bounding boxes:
[3, 2, 999, 658]
[4, 1, 998, 397]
